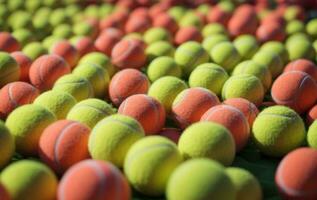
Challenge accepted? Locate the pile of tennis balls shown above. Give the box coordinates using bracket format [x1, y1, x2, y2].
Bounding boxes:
[1, 0, 317, 199]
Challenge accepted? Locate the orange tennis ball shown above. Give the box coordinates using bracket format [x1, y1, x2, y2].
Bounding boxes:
[71, 37, 96, 57]
[94, 28, 124, 57]
[111, 39, 146, 70]
[275, 148, 317, 200]
[206, 5, 232, 26]
[0, 32, 20, 53]
[172, 87, 220, 129]
[174, 26, 203, 46]
[284, 59, 317, 81]
[201, 104, 250, 152]
[39, 120, 90, 174]
[0, 82, 39, 119]
[124, 14, 152, 34]
[58, 160, 131, 200]
[153, 13, 179, 35]
[11, 51, 32, 82]
[109, 69, 149, 106]
[50, 40, 79, 69]
[307, 105, 317, 125]
[256, 23, 286, 43]
[158, 128, 181, 144]
[271, 71, 317, 114]
[118, 94, 166, 135]
[29, 54, 71, 91]
[223, 98, 259, 127]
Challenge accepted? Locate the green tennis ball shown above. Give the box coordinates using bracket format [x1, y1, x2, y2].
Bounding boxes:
[145, 41, 175, 62]
[53, 74, 94, 102]
[286, 20, 305, 35]
[1, 160, 58, 200]
[5, 104, 56, 156]
[42, 35, 63, 50]
[84, 5, 100, 18]
[73, 63, 110, 98]
[147, 56, 182, 82]
[287, 39, 316, 61]
[124, 136, 183, 196]
[25, 0, 42, 12]
[72, 22, 94, 37]
[67, 98, 115, 129]
[89, 114, 144, 167]
[22, 42, 48, 60]
[252, 105, 306, 157]
[174, 41, 209, 77]
[179, 12, 202, 29]
[222, 74, 264, 106]
[202, 23, 227, 38]
[65, 4, 81, 17]
[52, 23, 73, 39]
[8, 11, 32, 30]
[143, 27, 172, 44]
[178, 121, 235, 166]
[148, 76, 188, 113]
[0, 52, 20, 87]
[34, 90, 77, 120]
[306, 19, 317, 39]
[285, 33, 311, 49]
[232, 60, 272, 92]
[218, 1, 235, 12]
[210, 41, 241, 72]
[189, 63, 229, 95]
[0, 121, 14, 169]
[167, 158, 236, 200]
[98, 4, 114, 18]
[226, 167, 262, 200]
[252, 50, 284, 79]
[233, 35, 259, 60]
[7, 0, 24, 12]
[202, 34, 229, 52]
[78, 52, 115, 77]
[283, 5, 302, 21]
[196, 4, 211, 14]
[49, 8, 69, 27]
[168, 6, 188, 22]
[260, 41, 289, 63]
[307, 120, 317, 148]
[12, 28, 34, 47]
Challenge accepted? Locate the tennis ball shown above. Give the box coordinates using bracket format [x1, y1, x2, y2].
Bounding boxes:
[153, 13, 179, 35]
[89, 114, 144, 167]
[275, 148, 317, 199]
[256, 23, 286, 43]
[167, 159, 236, 200]
[206, 5, 232, 27]
[147, 56, 182, 82]
[252, 50, 284, 79]
[1, 160, 58, 200]
[49, 8, 69, 27]
[39, 120, 90, 174]
[143, 27, 172, 44]
[260, 41, 289, 63]
[202, 34, 229, 52]
[109, 69, 149, 106]
[5, 104, 56, 156]
[34, 90, 77, 120]
[73, 22, 96, 38]
[233, 35, 259, 60]
[285, 33, 310, 48]
[72, 63, 110, 98]
[179, 121, 235, 165]
[22, 42, 48, 61]
[52, 24, 72, 39]
[79, 52, 115, 77]
[53, 74, 94, 102]
[252, 105, 306, 157]
[58, 160, 131, 200]
[70, 36, 96, 57]
[145, 41, 175, 62]
[283, 5, 305, 21]
[8, 11, 32, 30]
[202, 23, 227, 38]
[0, 32, 21, 52]
[308, 121, 317, 148]
[232, 60, 272, 92]
[174, 41, 209, 77]
[286, 20, 305, 35]
[11, 51, 32, 82]
[124, 136, 183, 196]
[29, 54, 71, 91]
[174, 26, 203, 46]
[189, 63, 229, 96]
[287, 39, 316, 61]
[11, 29, 33, 48]
[271, 71, 317, 114]
[0, 52, 20, 87]
[0, 82, 39, 119]
[179, 12, 203, 29]
[222, 74, 265, 106]
[124, 14, 151, 34]
[307, 19, 317, 39]
[226, 167, 262, 200]
[41, 35, 63, 50]
[210, 41, 241, 72]
[307, 105, 317, 125]
[284, 59, 317, 81]
[168, 6, 187, 22]
[0, 120, 14, 169]
[50, 40, 79, 68]
[94, 28, 123, 57]
[148, 76, 188, 113]
[172, 87, 220, 129]
[201, 105, 250, 152]
[223, 98, 259, 127]
[118, 94, 166, 135]
[67, 98, 115, 129]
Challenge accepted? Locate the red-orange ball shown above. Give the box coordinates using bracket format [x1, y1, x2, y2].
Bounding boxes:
[50, 40, 79, 69]
[11, 51, 32, 82]
[109, 69, 149, 106]
[72, 37, 96, 57]
[153, 13, 179, 35]
[94, 28, 124, 57]
[275, 148, 317, 200]
[206, 6, 232, 26]
[307, 105, 317, 125]
[284, 59, 317, 81]
[124, 15, 152, 34]
[0, 32, 20, 53]
[256, 23, 286, 43]
[174, 26, 203, 46]
[118, 94, 166, 135]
